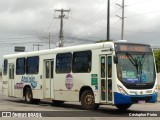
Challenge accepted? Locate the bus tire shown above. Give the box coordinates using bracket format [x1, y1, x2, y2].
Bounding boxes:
[115, 104, 132, 110]
[24, 88, 33, 104]
[81, 90, 99, 110]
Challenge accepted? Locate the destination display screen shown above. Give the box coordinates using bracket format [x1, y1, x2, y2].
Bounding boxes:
[115, 43, 152, 52]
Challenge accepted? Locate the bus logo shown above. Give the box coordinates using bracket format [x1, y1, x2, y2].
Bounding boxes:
[21, 76, 37, 88]
[65, 74, 73, 90]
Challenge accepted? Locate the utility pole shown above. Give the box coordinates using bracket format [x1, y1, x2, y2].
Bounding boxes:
[116, 0, 125, 40]
[33, 44, 43, 51]
[54, 9, 70, 47]
[107, 0, 110, 41]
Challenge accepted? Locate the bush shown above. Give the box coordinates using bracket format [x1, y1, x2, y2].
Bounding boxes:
[154, 49, 160, 72]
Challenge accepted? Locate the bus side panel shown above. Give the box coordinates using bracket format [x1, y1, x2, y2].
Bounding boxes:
[53, 49, 102, 103]
[54, 74, 92, 101]
[14, 59, 44, 99]
[91, 49, 100, 104]
[2, 76, 8, 97]
[14, 74, 23, 98]
[14, 89, 23, 98]
[32, 89, 43, 99]
[31, 74, 43, 99]
[54, 91, 79, 101]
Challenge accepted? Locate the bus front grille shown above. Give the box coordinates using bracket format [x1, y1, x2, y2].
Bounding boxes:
[130, 96, 152, 103]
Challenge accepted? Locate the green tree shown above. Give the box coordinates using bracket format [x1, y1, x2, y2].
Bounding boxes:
[154, 49, 160, 72]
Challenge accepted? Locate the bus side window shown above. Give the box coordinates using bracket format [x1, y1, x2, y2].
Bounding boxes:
[16, 58, 25, 75]
[3, 59, 8, 75]
[72, 50, 92, 73]
[108, 56, 112, 78]
[26, 56, 39, 74]
[56, 53, 72, 73]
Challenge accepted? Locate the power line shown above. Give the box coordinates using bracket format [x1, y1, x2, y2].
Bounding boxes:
[116, 0, 126, 40]
[47, 15, 55, 32]
[126, 9, 160, 18]
[126, 0, 152, 7]
[33, 44, 43, 51]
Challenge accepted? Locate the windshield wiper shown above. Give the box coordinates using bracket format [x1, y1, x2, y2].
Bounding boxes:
[126, 52, 138, 68]
[126, 52, 146, 71]
[139, 53, 146, 66]
[126, 52, 146, 83]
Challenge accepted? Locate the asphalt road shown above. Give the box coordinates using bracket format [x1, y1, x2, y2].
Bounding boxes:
[0, 79, 160, 120]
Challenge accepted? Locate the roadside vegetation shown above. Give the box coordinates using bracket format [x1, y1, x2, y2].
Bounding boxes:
[154, 49, 160, 73]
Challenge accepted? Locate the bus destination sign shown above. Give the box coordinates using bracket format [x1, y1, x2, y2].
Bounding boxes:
[115, 44, 151, 52]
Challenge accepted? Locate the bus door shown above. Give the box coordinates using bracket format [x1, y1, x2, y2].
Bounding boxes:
[44, 59, 54, 98]
[8, 63, 14, 96]
[100, 55, 113, 103]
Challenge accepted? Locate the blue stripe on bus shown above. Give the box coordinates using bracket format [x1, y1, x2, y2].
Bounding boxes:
[148, 93, 158, 103]
[114, 92, 158, 105]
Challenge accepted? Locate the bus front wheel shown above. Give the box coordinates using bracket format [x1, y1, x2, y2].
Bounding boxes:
[24, 88, 33, 104]
[81, 90, 99, 110]
[115, 104, 132, 110]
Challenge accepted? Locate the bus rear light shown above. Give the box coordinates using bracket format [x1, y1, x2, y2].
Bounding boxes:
[117, 85, 128, 95]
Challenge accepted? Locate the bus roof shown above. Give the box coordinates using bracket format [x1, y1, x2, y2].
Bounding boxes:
[3, 41, 151, 59]
[4, 42, 115, 59]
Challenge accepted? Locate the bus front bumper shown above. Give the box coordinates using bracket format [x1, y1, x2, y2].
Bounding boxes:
[114, 92, 158, 105]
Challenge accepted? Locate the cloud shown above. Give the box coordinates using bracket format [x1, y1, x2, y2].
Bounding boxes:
[0, 0, 160, 65]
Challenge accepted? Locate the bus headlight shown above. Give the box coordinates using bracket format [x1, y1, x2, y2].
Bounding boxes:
[117, 85, 128, 95]
[156, 85, 159, 91]
[154, 85, 159, 93]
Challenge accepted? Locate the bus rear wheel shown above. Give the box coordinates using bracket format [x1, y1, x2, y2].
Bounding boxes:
[115, 104, 132, 110]
[81, 90, 99, 110]
[24, 88, 33, 104]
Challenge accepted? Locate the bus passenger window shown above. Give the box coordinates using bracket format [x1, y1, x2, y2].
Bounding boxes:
[26, 56, 39, 74]
[101, 57, 105, 78]
[56, 53, 72, 73]
[108, 56, 112, 78]
[3, 59, 8, 75]
[72, 50, 92, 73]
[45, 61, 49, 78]
[16, 58, 25, 75]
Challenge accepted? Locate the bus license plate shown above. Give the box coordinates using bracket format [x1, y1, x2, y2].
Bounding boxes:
[138, 100, 145, 104]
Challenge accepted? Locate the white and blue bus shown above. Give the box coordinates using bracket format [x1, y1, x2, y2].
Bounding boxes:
[2, 41, 158, 110]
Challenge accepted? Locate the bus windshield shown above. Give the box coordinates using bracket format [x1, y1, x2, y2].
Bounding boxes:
[115, 43, 156, 89]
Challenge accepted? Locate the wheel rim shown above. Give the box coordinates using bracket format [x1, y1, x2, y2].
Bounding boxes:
[84, 94, 94, 106]
[26, 91, 31, 102]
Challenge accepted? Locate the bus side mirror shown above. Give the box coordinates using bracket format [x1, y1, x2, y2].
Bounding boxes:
[114, 56, 118, 64]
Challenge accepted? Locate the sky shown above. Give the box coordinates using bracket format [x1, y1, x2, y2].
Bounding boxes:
[0, 0, 160, 67]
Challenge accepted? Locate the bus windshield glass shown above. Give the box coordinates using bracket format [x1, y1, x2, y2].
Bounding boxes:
[115, 43, 156, 89]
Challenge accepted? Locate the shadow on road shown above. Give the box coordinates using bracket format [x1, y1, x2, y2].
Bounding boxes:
[3, 98, 142, 117]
